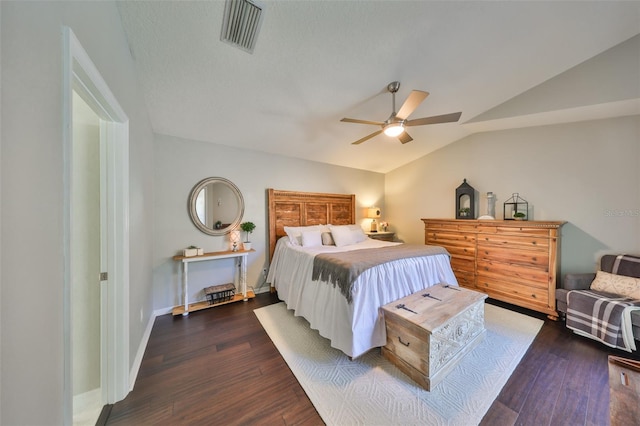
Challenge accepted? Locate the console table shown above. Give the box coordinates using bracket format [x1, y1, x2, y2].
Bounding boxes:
[172, 249, 255, 316]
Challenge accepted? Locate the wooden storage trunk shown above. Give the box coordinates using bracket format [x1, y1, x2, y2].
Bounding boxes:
[609, 355, 640, 426]
[380, 284, 487, 390]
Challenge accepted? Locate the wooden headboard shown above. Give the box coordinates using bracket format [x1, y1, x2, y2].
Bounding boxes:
[267, 189, 355, 260]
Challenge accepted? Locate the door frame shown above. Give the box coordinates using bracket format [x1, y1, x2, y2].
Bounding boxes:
[62, 26, 130, 425]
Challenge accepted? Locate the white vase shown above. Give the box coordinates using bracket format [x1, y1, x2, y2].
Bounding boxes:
[243, 242, 252, 251]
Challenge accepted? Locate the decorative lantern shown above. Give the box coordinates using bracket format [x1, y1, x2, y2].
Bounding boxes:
[455, 179, 475, 220]
[503, 193, 528, 220]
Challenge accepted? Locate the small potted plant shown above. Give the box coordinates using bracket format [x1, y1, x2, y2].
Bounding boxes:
[513, 212, 527, 220]
[458, 207, 471, 218]
[240, 221, 256, 250]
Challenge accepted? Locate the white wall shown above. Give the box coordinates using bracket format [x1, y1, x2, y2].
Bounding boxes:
[386, 33, 640, 278]
[470, 34, 640, 123]
[153, 134, 385, 311]
[0, 2, 155, 424]
[386, 114, 640, 277]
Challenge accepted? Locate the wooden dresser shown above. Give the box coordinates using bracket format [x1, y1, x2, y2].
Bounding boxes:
[422, 219, 565, 320]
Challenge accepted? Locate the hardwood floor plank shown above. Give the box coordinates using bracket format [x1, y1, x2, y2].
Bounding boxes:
[478, 400, 518, 426]
[105, 294, 638, 426]
[514, 352, 567, 425]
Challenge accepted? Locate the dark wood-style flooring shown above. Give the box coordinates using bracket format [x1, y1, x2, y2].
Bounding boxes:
[103, 293, 638, 425]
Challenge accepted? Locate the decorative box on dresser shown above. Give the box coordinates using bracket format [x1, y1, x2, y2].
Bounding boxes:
[422, 219, 565, 320]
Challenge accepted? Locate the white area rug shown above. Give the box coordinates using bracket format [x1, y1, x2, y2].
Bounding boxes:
[254, 302, 543, 426]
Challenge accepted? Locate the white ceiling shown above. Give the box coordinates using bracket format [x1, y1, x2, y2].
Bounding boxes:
[117, 1, 640, 173]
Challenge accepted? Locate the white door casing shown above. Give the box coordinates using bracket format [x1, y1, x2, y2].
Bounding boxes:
[62, 26, 130, 425]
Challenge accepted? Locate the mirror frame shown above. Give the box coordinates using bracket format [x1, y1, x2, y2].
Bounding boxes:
[188, 177, 244, 236]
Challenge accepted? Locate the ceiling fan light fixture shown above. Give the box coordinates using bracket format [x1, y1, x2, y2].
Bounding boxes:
[383, 123, 404, 137]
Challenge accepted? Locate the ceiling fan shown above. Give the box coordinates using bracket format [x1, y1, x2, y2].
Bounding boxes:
[340, 81, 462, 145]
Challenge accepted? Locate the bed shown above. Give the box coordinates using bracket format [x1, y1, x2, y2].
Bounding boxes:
[266, 189, 458, 358]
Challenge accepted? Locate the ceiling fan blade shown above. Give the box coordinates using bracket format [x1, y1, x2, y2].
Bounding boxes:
[396, 90, 429, 120]
[405, 111, 462, 127]
[351, 130, 383, 145]
[398, 132, 413, 144]
[341, 117, 385, 126]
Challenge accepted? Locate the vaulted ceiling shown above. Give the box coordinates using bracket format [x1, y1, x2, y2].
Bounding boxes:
[117, 1, 640, 173]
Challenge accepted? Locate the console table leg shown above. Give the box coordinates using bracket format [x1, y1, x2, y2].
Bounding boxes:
[240, 257, 248, 301]
[183, 262, 189, 315]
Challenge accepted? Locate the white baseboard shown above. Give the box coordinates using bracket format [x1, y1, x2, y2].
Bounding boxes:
[154, 306, 174, 316]
[253, 285, 271, 295]
[129, 311, 157, 391]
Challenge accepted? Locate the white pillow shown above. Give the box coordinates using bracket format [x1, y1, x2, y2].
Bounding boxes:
[590, 270, 640, 299]
[284, 225, 324, 246]
[350, 225, 367, 243]
[301, 230, 323, 248]
[328, 225, 367, 247]
[329, 225, 355, 247]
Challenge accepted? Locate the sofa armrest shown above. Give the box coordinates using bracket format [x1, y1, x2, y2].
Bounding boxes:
[562, 273, 596, 291]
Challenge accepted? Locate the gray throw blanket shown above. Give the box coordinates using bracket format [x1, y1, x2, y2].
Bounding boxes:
[311, 244, 449, 304]
[606, 254, 640, 278]
[566, 290, 640, 352]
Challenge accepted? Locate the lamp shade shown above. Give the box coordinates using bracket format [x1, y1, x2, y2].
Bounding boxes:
[367, 207, 381, 218]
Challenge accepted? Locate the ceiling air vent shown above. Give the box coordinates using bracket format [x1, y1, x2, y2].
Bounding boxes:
[221, 0, 264, 54]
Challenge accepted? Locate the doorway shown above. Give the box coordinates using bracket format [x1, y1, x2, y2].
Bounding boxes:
[63, 27, 131, 426]
[71, 91, 102, 424]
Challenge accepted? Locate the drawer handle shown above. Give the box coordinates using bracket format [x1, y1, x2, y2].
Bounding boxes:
[398, 336, 410, 347]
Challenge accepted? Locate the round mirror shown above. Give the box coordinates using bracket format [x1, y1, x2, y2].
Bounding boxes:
[188, 177, 244, 236]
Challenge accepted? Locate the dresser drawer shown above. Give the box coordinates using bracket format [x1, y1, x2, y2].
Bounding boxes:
[477, 233, 549, 250]
[450, 256, 475, 273]
[453, 269, 476, 289]
[476, 260, 548, 288]
[442, 244, 476, 259]
[476, 275, 553, 310]
[476, 245, 549, 269]
[426, 222, 478, 233]
[478, 225, 553, 237]
[426, 231, 476, 247]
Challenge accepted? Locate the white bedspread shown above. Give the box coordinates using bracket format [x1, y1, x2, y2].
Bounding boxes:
[267, 237, 458, 358]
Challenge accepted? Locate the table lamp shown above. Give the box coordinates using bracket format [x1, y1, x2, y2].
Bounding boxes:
[229, 230, 241, 251]
[367, 207, 381, 232]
